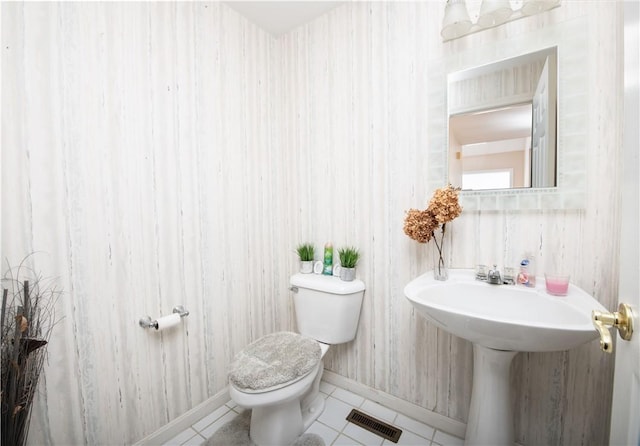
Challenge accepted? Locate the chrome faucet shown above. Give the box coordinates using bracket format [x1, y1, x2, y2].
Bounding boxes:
[487, 264, 502, 285]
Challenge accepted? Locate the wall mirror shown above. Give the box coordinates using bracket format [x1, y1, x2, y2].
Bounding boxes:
[448, 47, 557, 191]
[427, 17, 588, 210]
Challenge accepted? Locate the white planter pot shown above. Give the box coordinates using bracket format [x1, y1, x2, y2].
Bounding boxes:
[340, 267, 356, 281]
[300, 261, 314, 274]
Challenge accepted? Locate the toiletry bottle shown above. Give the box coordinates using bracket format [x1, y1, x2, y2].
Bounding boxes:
[517, 259, 530, 286]
[526, 254, 537, 287]
[323, 242, 333, 275]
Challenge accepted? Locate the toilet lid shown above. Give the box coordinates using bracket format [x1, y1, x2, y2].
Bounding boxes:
[228, 331, 321, 392]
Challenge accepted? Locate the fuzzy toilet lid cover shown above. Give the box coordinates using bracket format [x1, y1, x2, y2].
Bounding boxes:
[228, 331, 321, 392]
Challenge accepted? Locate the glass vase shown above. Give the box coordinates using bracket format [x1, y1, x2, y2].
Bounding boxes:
[433, 226, 448, 281]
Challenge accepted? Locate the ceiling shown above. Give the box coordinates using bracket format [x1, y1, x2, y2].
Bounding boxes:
[224, 1, 346, 36]
[450, 103, 533, 157]
[450, 104, 533, 146]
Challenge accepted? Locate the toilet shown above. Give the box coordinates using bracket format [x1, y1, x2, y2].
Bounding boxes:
[228, 273, 365, 446]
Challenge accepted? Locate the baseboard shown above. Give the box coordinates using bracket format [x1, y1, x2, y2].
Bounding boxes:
[322, 370, 467, 439]
[133, 387, 230, 445]
[135, 371, 467, 444]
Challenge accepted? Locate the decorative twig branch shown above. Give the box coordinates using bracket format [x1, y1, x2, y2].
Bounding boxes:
[2, 255, 61, 446]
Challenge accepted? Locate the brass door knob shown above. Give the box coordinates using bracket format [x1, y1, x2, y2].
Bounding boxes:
[592, 303, 634, 353]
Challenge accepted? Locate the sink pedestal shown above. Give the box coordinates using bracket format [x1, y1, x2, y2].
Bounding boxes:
[465, 345, 518, 446]
[404, 269, 608, 445]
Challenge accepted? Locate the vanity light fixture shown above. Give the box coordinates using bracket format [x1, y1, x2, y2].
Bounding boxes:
[521, 0, 561, 16]
[441, 0, 472, 40]
[477, 0, 512, 27]
[441, 0, 561, 41]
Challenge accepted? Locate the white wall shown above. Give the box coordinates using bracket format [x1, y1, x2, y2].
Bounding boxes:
[1, 2, 292, 444]
[281, 2, 621, 445]
[1, 1, 624, 445]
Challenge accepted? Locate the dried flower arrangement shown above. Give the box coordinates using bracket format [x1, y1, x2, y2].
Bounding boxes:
[403, 185, 462, 279]
[1, 256, 60, 446]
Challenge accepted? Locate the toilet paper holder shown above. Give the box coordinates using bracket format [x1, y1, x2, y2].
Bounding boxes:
[139, 305, 190, 329]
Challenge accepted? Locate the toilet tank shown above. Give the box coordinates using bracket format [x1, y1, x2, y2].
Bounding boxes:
[290, 273, 365, 345]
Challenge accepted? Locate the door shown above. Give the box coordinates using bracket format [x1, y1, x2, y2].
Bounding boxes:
[530, 53, 557, 188]
[609, 2, 639, 444]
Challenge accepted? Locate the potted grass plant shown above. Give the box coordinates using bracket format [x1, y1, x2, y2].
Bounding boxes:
[1, 256, 60, 446]
[337, 247, 360, 281]
[296, 243, 315, 273]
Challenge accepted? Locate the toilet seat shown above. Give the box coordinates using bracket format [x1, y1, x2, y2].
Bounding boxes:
[229, 360, 322, 408]
[228, 332, 321, 393]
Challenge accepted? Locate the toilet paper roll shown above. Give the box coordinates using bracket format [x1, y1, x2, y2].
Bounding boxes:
[155, 313, 181, 331]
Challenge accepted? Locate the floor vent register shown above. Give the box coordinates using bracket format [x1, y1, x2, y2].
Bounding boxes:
[345, 408, 403, 443]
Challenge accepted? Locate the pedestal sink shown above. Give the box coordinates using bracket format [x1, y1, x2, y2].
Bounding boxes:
[404, 269, 606, 445]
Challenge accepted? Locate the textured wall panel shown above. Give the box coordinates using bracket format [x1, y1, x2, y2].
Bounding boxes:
[1, 2, 286, 444]
[1, 1, 623, 445]
[280, 2, 621, 445]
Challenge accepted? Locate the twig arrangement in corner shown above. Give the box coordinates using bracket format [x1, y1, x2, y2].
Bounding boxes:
[1, 256, 61, 446]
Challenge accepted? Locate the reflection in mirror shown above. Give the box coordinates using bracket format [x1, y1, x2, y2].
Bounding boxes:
[447, 47, 557, 191]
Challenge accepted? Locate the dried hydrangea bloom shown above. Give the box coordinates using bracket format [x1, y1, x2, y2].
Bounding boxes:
[427, 185, 462, 224]
[403, 208, 438, 243]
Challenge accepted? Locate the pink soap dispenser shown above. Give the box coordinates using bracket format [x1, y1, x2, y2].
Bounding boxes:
[517, 254, 537, 287]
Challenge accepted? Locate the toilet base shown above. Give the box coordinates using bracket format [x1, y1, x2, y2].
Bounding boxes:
[249, 392, 326, 446]
[250, 399, 303, 446]
[302, 393, 325, 431]
[301, 360, 325, 430]
[244, 362, 326, 446]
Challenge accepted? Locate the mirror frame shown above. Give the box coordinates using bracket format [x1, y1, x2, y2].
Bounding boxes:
[427, 17, 588, 210]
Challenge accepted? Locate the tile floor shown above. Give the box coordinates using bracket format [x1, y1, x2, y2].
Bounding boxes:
[161, 381, 465, 446]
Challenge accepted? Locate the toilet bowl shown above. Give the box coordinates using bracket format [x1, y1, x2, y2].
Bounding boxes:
[229, 336, 328, 446]
[228, 274, 365, 446]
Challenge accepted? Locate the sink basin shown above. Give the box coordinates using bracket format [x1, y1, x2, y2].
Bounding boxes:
[404, 269, 607, 445]
[404, 268, 606, 352]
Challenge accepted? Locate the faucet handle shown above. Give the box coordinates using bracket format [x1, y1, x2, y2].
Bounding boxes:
[475, 264, 488, 281]
[502, 266, 516, 285]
